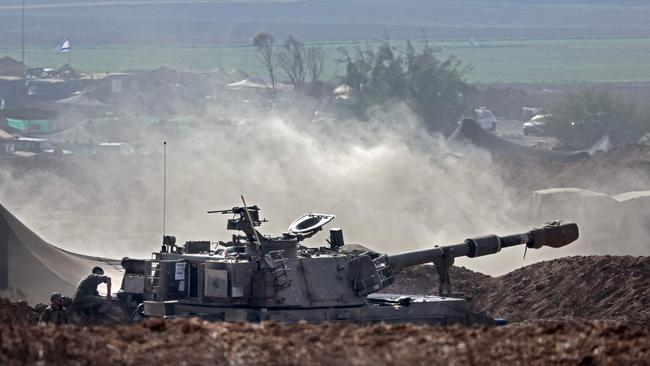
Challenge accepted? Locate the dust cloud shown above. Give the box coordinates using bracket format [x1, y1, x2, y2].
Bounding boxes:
[0, 98, 648, 275]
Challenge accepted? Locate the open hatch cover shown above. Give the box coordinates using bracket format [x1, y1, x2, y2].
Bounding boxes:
[288, 213, 335, 235]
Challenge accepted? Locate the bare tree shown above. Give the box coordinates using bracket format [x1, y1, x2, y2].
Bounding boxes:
[253, 32, 276, 91]
[306, 45, 325, 84]
[277, 35, 306, 90]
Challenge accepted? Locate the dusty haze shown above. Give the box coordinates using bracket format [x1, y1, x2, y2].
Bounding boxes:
[0, 100, 648, 275]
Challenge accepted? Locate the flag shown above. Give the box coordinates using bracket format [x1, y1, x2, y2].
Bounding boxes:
[57, 39, 71, 53]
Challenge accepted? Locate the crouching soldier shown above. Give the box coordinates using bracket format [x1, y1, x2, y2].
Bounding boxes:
[72, 266, 112, 317]
[38, 292, 68, 325]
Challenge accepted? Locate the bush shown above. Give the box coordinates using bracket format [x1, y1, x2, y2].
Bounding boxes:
[546, 89, 648, 149]
[337, 39, 472, 133]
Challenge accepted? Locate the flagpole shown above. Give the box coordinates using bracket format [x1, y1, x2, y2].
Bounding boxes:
[21, 0, 25, 66]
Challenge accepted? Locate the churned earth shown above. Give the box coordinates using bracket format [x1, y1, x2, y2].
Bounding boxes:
[389, 255, 650, 325]
[1, 318, 648, 366]
[1, 255, 649, 365]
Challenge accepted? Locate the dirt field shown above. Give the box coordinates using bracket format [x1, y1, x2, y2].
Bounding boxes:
[1, 318, 648, 366]
[1, 255, 649, 365]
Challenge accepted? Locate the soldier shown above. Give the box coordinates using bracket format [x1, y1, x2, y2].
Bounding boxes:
[38, 292, 68, 325]
[71, 266, 112, 316]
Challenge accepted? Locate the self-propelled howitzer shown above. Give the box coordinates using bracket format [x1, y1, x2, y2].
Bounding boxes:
[118, 205, 578, 325]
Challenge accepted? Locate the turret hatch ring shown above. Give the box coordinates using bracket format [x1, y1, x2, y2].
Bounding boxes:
[288, 213, 335, 235]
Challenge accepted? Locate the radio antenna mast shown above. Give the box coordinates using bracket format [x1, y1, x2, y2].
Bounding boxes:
[162, 141, 167, 238]
[21, 0, 25, 66]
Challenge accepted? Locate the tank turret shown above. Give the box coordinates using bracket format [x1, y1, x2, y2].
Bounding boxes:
[120, 204, 579, 325]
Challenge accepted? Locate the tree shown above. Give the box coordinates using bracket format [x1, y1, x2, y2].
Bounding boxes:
[403, 40, 472, 133]
[337, 39, 471, 133]
[306, 45, 325, 85]
[277, 35, 307, 90]
[546, 89, 644, 149]
[253, 32, 276, 91]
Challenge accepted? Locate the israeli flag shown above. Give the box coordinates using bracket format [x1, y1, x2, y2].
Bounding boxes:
[57, 38, 71, 53]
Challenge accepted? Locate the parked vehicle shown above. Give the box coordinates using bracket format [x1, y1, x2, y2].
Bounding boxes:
[475, 107, 497, 132]
[94, 142, 136, 155]
[523, 114, 552, 136]
[13, 137, 71, 155]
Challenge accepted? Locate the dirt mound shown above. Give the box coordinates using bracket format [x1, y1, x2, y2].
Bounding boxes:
[480, 256, 650, 324]
[591, 143, 650, 164]
[498, 144, 650, 195]
[389, 256, 650, 325]
[0, 319, 647, 365]
[0, 298, 39, 325]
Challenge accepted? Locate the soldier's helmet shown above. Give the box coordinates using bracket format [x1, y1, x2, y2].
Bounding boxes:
[50, 292, 62, 302]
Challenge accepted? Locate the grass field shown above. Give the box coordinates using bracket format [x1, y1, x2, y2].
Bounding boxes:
[2, 37, 650, 83]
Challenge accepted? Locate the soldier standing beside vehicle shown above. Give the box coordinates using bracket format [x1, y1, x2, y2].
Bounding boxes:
[72, 266, 112, 315]
[38, 292, 68, 325]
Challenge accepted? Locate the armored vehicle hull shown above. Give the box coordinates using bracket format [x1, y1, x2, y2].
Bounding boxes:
[143, 294, 495, 325]
[117, 204, 578, 326]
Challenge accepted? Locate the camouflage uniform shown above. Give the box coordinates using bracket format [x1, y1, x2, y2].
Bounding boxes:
[38, 304, 68, 325]
[72, 273, 111, 314]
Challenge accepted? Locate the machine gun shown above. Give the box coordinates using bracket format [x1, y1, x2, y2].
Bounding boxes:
[207, 205, 267, 244]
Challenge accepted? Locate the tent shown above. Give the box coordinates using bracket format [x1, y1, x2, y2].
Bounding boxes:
[448, 118, 588, 162]
[531, 188, 617, 221]
[0, 57, 26, 77]
[0, 127, 14, 141]
[5, 118, 52, 134]
[56, 93, 109, 109]
[207, 68, 237, 85]
[1, 92, 112, 121]
[587, 130, 632, 154]
[531, 188, 650, 252]
[0, 204, 123, 303]
[226, 77, 292, 91]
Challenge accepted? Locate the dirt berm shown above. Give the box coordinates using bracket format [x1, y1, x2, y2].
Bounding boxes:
[1, 319, 648, 365]
[388, 255, 650, 325]
[1, 255, 649, 365]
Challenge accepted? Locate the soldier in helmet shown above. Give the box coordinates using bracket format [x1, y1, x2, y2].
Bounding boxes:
[38, 292, 68, 325]
[71, 266, 112, 316]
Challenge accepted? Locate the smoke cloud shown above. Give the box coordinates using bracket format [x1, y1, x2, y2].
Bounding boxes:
[1, 96, 648, 276]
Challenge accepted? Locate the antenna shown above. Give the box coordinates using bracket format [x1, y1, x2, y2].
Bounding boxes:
[163, 141, 167, 238]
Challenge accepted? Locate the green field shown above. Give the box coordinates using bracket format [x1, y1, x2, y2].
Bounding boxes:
[3, 37, 650, 83]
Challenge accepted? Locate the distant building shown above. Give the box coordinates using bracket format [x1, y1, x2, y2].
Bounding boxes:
[0, 57, 26, 78]
[0, 125, 16, 154]
[57, 63, 79, 80]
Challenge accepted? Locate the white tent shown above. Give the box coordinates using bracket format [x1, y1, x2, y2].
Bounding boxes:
[226, 77, 292, 91]
[531, 188, 650, 254]
[0, 204, 123, 303]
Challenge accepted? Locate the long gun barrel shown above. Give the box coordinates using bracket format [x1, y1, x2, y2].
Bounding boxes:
[387, 221, 579, 271]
